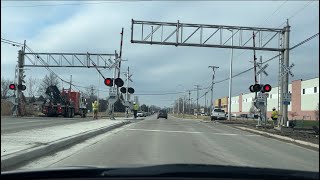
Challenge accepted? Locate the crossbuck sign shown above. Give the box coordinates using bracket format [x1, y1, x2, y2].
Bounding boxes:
[280, 63, 294, 78]
[256, 64, 269, 76]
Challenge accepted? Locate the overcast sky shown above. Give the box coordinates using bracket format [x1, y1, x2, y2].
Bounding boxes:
[1, 1, 319, 108]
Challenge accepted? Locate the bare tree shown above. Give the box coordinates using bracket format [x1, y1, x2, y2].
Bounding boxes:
[38, 73, 60, 95]
[26, 76, 39, 97]
[81, 85, 97, 98]
[1, 77, 13, 99]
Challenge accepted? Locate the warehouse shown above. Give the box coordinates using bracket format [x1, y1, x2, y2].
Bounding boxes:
[214, 77, 319, 120]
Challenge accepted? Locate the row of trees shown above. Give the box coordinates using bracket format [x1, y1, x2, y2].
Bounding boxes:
[139, 104, 161, 113]
[172, 97, 211, 114]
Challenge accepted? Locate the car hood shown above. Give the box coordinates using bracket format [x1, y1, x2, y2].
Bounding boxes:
[2, 164, 319, 179]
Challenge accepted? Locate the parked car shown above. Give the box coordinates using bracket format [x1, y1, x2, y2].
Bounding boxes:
[157, 110, 168, 119]
[200, 113, 206, 116]
[210, 108, 227, 120]
[137, 111, 144, 117]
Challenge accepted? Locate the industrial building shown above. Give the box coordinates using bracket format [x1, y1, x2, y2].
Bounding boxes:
[214, 77, 319, 120]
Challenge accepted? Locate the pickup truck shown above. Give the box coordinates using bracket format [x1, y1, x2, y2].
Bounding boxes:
[211, 108, 227, 120]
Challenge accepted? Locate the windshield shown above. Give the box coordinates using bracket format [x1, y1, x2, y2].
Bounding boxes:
[1, 0, 319, 175]
[214, 109, 225, 113]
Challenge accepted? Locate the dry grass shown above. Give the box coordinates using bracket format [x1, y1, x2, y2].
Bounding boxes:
[24, 104, 40, 116]
[1, 99, 13, 116]
[171, 114, 210, 121]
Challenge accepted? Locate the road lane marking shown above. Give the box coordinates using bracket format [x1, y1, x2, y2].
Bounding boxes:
[1, 120, 47, 125]
[126, 128, 260, 136]
[127, 128, 202, 134]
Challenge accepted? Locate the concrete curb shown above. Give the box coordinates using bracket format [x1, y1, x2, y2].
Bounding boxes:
[235, 126, 319, 149]
[1, 121, 131, 171]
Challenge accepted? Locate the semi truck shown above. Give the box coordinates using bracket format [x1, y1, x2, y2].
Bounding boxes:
[42, 85, 87, 118]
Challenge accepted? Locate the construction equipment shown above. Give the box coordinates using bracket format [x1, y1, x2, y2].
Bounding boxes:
[42, 86, 87, 118]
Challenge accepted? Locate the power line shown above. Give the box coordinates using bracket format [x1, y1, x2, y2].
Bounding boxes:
[1, 38, 24, 45]
[287, 0, 315, 20]
[234, 0, 314, 59]
[290, 33, 319, 50]
[1, 40, 22, 47]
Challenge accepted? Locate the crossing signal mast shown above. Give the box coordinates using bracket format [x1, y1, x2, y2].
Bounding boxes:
[249, 83, 272, 127]
[131, 19, 292, 127]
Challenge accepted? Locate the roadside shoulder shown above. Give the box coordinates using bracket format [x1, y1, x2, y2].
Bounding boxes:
[230, 125, 319, 150]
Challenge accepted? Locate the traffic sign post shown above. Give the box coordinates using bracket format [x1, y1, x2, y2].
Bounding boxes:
[283, 92, 291, 105]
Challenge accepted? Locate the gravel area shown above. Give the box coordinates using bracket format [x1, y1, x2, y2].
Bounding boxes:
[216, 120, 319, 144]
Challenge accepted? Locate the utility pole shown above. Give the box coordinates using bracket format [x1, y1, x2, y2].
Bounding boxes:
[125, 66, 130, 118]
[17, 50, 23, 116]
[177, 98, 180, 117]
[204, 92, 207, 114]
[228, 30, 234, 121]
[188, 90, 191, 114]
[69, 75, 72, 91]
[195, 85, 201, 118]
[282, 19, 290, 127]
[16, 40, 26, 116]
[208, 66, 219, 114]
[182, 96, 185, 118]
[191, 98, 194, 114]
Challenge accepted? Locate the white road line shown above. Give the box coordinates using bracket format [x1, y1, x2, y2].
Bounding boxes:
[126, 128, 260, 136]
[127, 128, 202, 134]
[1, 120, 46, 125]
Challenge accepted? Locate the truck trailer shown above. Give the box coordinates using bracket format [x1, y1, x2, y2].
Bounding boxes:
[42, 86, 87, 118]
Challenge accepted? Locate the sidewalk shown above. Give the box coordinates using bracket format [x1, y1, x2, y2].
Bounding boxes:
[1, 118, 130, 170]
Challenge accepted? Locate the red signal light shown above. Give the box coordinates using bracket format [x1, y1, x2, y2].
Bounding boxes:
[104, 78, 113, 86]
[9, 84, 16, 90]
[263, 84, 272, 92]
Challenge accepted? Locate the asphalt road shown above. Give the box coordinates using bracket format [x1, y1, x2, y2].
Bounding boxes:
[1, 116, 99, 134]
[44, 115, 319, 172]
